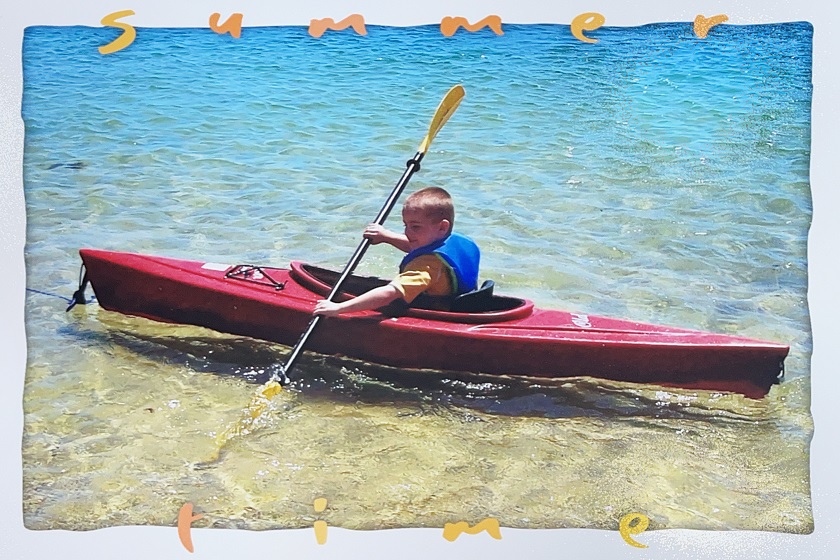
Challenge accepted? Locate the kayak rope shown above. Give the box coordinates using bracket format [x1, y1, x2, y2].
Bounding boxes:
[225, 265, 286, 291]
[26, 264, 95, 310]
[26, 286, 92, 305]
[65, 264, 91, 311]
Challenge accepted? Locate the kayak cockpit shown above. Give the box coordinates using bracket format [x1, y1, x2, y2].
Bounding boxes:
[290, 261, 534, 324]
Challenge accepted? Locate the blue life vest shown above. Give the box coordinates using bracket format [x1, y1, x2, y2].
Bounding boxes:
[399, 233, 480, 295]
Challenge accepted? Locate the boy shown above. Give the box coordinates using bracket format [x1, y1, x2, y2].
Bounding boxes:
[313, 187, 480, 317]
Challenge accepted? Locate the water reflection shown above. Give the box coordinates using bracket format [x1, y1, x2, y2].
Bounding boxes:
[70, 313, 782, 427]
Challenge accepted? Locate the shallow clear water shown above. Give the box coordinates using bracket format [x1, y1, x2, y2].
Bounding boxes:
[22, 23, 813, 532]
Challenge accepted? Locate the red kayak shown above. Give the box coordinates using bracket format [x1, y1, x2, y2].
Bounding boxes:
[76, 248, 789, 398]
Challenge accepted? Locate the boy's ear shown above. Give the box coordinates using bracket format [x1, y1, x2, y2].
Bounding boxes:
[438, 219, 451, 234]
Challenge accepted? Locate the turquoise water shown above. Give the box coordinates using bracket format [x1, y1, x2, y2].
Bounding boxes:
[22, 23, 813, 532]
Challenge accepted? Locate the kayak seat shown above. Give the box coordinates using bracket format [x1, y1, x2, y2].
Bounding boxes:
[293, 262, 533, 322]
[451, 280, 495, 313]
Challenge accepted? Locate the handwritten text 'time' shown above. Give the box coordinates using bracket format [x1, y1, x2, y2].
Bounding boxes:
[96, 11, 730, 54]
[176, 503, 651, 552]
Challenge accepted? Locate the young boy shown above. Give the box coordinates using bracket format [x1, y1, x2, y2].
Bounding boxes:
[313, 187, 480, 317]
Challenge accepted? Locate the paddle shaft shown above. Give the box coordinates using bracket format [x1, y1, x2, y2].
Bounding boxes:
[277, 151, 425, 381]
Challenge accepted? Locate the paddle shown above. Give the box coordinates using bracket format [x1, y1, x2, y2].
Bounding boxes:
[198, 85, 466, 466]
[270, 84, 466, 385]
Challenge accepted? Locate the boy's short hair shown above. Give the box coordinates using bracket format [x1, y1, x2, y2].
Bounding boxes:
[403, 187, 455, 233]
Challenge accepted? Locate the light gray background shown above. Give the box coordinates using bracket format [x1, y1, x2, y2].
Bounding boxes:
[2, 1, 837, 558]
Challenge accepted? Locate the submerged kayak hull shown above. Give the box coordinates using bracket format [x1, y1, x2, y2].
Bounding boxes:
[78, 248, 788, 397]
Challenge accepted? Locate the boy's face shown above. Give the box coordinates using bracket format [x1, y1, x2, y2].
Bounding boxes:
[402, 209, 450, 251]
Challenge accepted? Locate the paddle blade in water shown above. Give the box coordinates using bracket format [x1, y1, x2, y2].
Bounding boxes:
[199, 380, 285, 466]
[418, 84, 465, 154]
[260, 379, 284, 399]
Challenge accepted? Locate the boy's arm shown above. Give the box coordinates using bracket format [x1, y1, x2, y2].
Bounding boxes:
[313, 284, 402, 317]
[363, 224, 411, 253]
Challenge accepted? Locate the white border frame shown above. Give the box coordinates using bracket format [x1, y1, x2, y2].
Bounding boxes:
[3, 2, 837, 558]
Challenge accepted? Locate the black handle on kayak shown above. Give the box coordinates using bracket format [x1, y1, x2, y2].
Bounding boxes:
[271, 152, 425, 384]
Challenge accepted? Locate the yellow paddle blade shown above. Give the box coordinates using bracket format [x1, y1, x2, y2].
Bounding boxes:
[199, 380, 284, 466]
[417, 84, 465, 154]
[260, 379, 284, 399]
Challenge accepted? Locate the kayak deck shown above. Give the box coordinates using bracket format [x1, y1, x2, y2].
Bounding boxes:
[77, 248, 789, 398]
